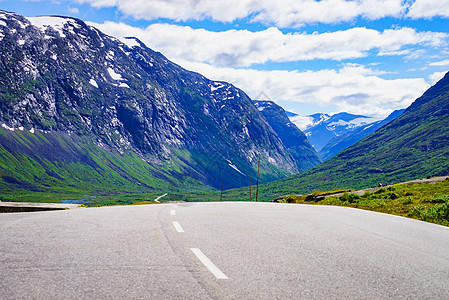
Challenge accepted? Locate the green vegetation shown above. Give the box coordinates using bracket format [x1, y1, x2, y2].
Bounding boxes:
[280, 179, 449, 226]
[0, 128, 214, 206]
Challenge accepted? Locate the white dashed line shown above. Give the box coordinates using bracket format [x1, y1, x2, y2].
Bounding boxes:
[172, 221, 184, 233]
[191, 248, 228, 279]
[170, 210, 176, 216]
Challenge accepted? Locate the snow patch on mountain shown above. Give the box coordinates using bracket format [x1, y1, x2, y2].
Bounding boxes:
[327, 117, 378, 130]
[226, 159, 244, 175]
[1, 123, 14, 131]
[107, 67, 122, 81]
[89, 78, 99, 88]
[27, 16, 69, 37]
[290, 114, 330, 131]
[210, 82, 225, 92]
[118, 37, 140, 48]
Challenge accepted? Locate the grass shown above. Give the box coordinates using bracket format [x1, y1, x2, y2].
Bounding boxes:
[281, 178, 449, 226]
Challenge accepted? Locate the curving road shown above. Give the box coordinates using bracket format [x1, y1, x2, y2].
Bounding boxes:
[1, 202, 449, 299]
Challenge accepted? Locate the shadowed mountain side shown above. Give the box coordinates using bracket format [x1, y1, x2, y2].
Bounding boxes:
[253, 100, 321, 171]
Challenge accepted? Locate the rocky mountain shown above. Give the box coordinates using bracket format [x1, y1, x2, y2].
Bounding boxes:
[290, 112, 378, 152]
[256, 71, 449, 198]
[253, 100, 321, 171]
[319, 109, 405, 161]
[0, 10, 299, 193]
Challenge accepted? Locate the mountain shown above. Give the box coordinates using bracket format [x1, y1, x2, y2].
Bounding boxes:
[0, 10, 299, 193]
[285, 111, 298, 118]
[253, 100, 321, 171]
[290, 112, 378, 152]
[319, 109, 405, 161]
[253, 71, 449, 199]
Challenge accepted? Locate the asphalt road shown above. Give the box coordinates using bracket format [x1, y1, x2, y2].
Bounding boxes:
[1, 202, 448, 299]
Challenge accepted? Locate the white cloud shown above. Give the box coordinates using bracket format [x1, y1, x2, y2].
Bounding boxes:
[84, 20, 435, 117]
[251, 0, 406, 27]
[90, 21, 447, 67]
[75, 0, 449, 27]
[407, 0, 449, 18]
[68, 7, 80, 14]
[429, 71, 446, 84]
[175, 60, 429, 118]
[429, 59, 449, 66]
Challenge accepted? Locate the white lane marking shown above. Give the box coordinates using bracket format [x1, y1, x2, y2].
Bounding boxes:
[154, 193, 168, 203]
[172, 221, 184, 233]
[170, 210, 176, 216]
[191, 248, 228, 280]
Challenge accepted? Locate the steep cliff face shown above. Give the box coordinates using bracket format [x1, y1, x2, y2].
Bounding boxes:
[0, 10, 298, 191]
[253, 100, 321, 171]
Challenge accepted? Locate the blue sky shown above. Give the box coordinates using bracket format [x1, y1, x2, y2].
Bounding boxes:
[2, 0, 449, 117]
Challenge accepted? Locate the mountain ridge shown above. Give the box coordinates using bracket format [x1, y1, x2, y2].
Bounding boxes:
[0, 10, 301, 193]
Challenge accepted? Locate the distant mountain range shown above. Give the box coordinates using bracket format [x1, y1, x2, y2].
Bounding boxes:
[253, 100, 321, 171]
[254, 71, 449, 199]
[319, 109, 405, 161]
[290, 112, 378, 151]
[289, 111, 405, 160]
[0, 10, 311, 193]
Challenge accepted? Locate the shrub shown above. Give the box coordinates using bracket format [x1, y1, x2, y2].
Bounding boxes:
[283, 195, 302, 203]
[401, 197, 413, 205]
[374, 188, 387, 194]
[387, 185, 400, 191]
[339, 193, 361, 203]
[431, 194, 449, 204]
[408, 201, 449, 226]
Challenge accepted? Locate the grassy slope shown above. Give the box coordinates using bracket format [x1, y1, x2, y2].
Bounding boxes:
[0, 127, 293, 205]
[0, 128, 213, 204]
[282, 178, 449, 227]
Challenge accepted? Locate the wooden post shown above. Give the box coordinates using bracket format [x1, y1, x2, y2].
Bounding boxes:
[220, 178, 224, 202]
[249, 172, 252, 202]
[256, 155, 260, 202]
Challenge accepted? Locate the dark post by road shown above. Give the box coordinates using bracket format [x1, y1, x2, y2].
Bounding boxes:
[220, 178, 224, 202]
[256, 155, 260, 202]
[249, 172, 252, 201]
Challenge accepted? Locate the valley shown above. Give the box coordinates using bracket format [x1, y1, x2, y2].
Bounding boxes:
[0, 10, 448, 228]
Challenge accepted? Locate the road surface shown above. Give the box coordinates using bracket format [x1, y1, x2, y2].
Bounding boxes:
[1, 202, 449, 299]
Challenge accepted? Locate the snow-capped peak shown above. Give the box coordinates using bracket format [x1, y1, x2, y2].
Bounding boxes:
[26, 16, 81, 38]
[289, 113, 330, 131]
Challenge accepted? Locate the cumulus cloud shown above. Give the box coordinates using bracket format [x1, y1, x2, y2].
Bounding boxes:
[173, 60, 429, 117]
[90, 21, 447, 67]
[407, 0, 449, 18]
[75, 0, 449, 27]
[429, 71, 447, 84]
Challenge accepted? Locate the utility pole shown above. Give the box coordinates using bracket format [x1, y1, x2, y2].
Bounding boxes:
[220, 178, 224, 202]
[256, 155, 260, 202]
[249, 172, 252, 202]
